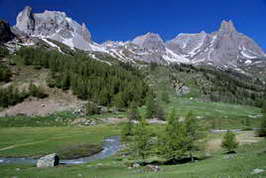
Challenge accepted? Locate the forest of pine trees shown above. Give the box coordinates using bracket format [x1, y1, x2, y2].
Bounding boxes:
[13, 47, 150, 108]
[169, 63, 266, 107]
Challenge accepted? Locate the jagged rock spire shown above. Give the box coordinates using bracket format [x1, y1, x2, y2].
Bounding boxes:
[81, 22, 91, 42]
[16, 6, 35, 34]
[219, 20, 236, 32]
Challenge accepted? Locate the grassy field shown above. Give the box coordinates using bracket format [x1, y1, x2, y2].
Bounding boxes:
[0, 134, 265, 178]
[0, 125, 120, 158]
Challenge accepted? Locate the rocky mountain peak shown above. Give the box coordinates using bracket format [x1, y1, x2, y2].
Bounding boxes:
[219, 20, 236, 33]
[132, 32, 165, 51]
[15, 6, 93, 51]
[16, 6, 35, 34]
[81, 22, 91, 42]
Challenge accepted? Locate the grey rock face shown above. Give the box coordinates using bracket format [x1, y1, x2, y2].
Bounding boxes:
[13, 7, 266, 67]
[0, 20, 14, 43]
[15, 6, 92, 51]
[104, 20, 265, 66]
[16, 6, 35, 34]
[166, 31, 208, 58]
[36, 153, 59, 168]
[132, 33, 165, 52]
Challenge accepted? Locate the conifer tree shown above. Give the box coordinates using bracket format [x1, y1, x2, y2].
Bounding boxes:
[160, 109, 187, 161]
[184, 111, 202, 162]
[132, 117, 150, 160]
[146, 94, 155, 119]
[222, 131, 239, 152]
[257, 115, 266, 137]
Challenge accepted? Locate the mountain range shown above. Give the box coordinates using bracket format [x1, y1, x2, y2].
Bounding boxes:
[2, 6, 266, 68]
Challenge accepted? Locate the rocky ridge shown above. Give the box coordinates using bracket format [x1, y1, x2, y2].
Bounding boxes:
[3, 6, 266, 68]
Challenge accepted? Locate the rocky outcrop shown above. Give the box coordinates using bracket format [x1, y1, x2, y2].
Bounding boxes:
[0, 20, 14, 43]
[36, 153, 60, 168]
[103, 20, 266, 67]
[15, 6, 92, 51]
[12, 7, 266, 68]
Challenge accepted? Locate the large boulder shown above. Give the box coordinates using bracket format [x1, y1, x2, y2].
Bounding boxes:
[36, 153, 60, 168]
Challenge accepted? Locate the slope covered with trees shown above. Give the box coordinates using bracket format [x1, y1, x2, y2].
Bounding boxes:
[12, 47, 150, 108]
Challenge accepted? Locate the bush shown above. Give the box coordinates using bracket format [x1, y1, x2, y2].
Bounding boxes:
[28, 82, 48, 99]
[85, 102, 99, 115]
[0, 64, 12, 82]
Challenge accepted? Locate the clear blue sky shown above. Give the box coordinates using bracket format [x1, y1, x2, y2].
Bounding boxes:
[0, 0, 266, 48]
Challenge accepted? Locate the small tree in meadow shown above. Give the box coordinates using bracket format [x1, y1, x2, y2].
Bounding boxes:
[184, 111, 202, 162]
[128, 102, 140, 121]
[257, 115, 266, 137]
[262, 100, 266, 114]
[132, 117, 151, 160]
[222, 131, 239, 153]
[160, 109, 187, 161]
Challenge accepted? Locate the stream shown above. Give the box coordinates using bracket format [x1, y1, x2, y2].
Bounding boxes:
[0, 136, 121, 165]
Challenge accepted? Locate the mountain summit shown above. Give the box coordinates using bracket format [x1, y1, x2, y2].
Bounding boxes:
[10, 7, 266, 67]
[15, 6, 95, 51]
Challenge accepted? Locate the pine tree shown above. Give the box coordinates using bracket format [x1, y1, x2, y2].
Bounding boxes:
[128, 102, 140, 121]
[161, 91, 170, 104]
[132, 117, 150, 160]
[85, 102, 99, 115]
[222, 131, 239, 153]
[184, 111, 202, 162]
[154, 103, 165, 120]
[160, 109, 187, 161]
[257, 115, 266, 137]
[262, 100, 266, 114]
[146, 94, 155, 119]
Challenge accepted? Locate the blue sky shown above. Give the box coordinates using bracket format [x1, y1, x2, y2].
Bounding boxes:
[0, 0, 266, 48]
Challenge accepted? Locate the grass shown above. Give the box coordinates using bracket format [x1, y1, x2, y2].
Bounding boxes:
[0, 137, 265, 178]
[0, 125, 120, 158]
[0, 112, 78, 127]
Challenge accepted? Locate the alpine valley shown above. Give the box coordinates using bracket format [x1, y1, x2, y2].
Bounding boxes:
[0, 5, 266, 178]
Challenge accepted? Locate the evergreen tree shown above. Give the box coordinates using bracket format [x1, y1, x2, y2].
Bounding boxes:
[85, 102, 99, 115]
[161, 91, 170, 104]
[0, 47, 9, 58]
[262, 100, 266, 114]
[128, 102, 140, 121]
[257, 115, 266, 137]
[132, 117, 150, 160]
[146, 94, 155, 119]
[222, 131, 239, 152]
[160, 109, 187, 161]
[184, 112, 202, 162]
[154, 103, 165, 120]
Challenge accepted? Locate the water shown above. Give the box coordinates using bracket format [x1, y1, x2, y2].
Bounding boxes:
[0, 136, 120, 165]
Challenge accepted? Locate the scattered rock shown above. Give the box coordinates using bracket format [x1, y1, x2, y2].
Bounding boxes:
[145, 165, 160, 172]
[97, 163, 103, 167]
[36, 153, 59, 168]
[251, 168, 264, 174]
[71, 118, 96, 126]
[133, 163, 140, 168]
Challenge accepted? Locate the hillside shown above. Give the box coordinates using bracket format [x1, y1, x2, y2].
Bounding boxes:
[0, 5, 266, 178]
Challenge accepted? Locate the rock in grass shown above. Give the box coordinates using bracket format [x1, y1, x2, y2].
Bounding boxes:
[145, 165, 160, 172]
[251, 168, 264, 174]
[37, 153, 59, 168]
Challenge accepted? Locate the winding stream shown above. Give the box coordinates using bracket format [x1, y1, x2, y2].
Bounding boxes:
[0, 136, 121, 165]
